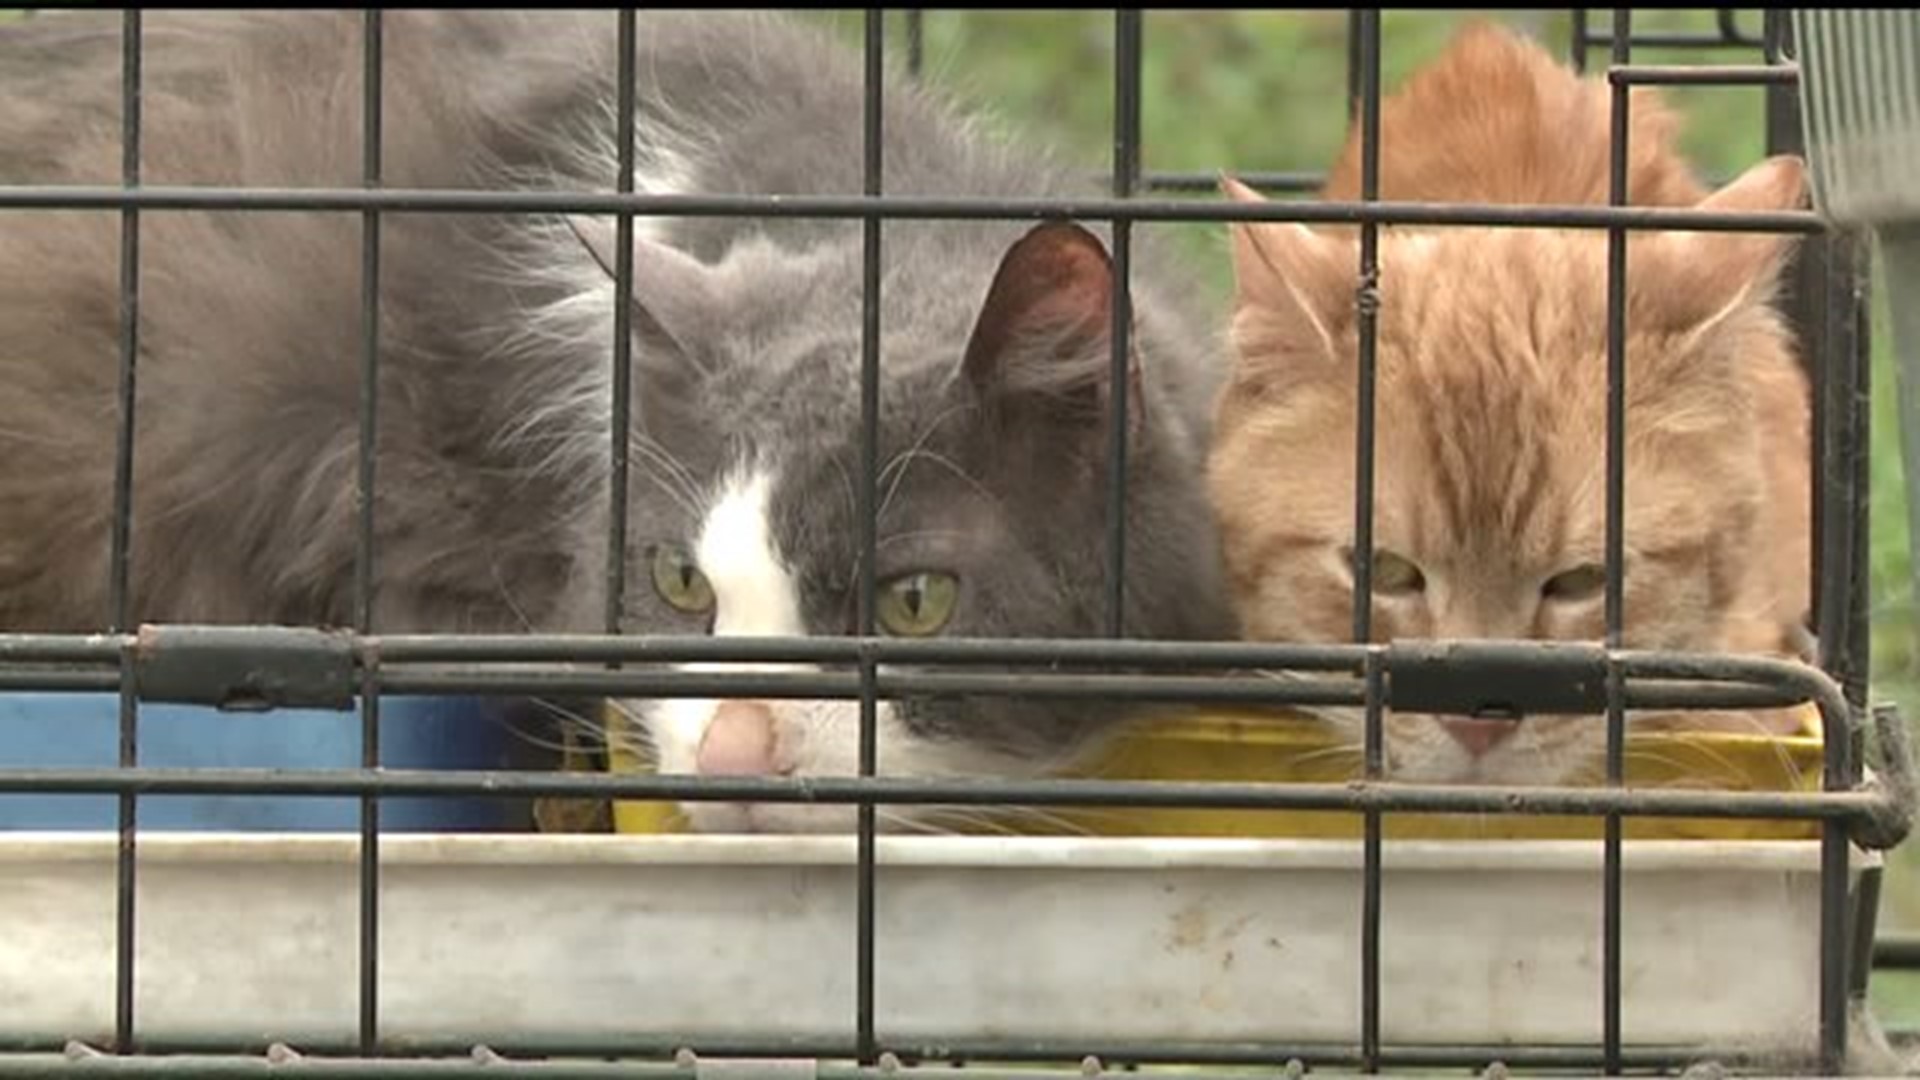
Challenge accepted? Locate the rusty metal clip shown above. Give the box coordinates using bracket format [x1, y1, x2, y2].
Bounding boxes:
[131, 624, 356, 712]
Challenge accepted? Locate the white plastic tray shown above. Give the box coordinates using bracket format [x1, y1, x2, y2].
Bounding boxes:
[0, 833, 1875, 1054]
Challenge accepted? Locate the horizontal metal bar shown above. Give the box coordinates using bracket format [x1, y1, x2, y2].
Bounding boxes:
[366, 633, 1368, 671]
[372, 669, 1361, 706]
[1608, 62, 1797, 85]
[1387, 640, 1605, 715]
[1580, 30, 1764, 49]
[1623, 681, 1803, 710]
[1141, 167, 1759, 195]
[0, 666, 1807, 712]
[1874, 935, 1920, 967]
[0, 631, 1837, 684]
[347, 671, 1808, 712]
[0, 671, 1805, 715]
[0, 636, 122, 664]
[0, 670, 121, 692]
[0, 632, 1837, 716]
[0, 186, 1825, 232]
[8, 665, 1342, 705]
[0, 1056, 670, 1079]
[132, 625, 354, 710]
[0, 1037, 1812, 1074]
[0, 766, 1882, 820]
[1142, 169, 1323, 192]
[1624, 651, 1846, 721]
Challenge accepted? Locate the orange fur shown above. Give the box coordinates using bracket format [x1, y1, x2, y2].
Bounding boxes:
[1209, 22, 1814, 786]
[1320, 21, 1707, 207]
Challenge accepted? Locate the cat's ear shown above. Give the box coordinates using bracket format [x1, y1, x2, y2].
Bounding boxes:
[1633, 155, 1808, 333]
[1220, 175, 1350, 364]
[564, 214, 717, 364]
[962, 220, 1141, 435]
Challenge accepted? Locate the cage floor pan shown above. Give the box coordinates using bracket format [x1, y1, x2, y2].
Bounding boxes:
[0, 833, 1874, 1055]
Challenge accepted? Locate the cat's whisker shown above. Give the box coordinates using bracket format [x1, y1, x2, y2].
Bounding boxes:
[1276, 699, 1367, 736]
[485, 553, 548, 637]
[1620, 758, 1719, 793]
[553, 711, 627, 761]
[1560, 753, 1609, 789]
[875, 402, 1002, 526]
[1522, 731, 1571, 785]
[487, 696, 628, 765]
[495, 711, 592, 759]
[940, 802, 1103, 838]
[876, 401, 968, 489]
[629, 429, 704, 503]
[886, 447, 1002, 515]
[876, 529, 972, 552]
[625, 458, 701, 521]
[878, 807, 968, 837]
[901, 805, 1022, 837]
[627, 435, 706, 518]
[1718, 709, 1812, 789]
[603, 696, 656, 739]
[1007, 805, 1106, 837]
[624, 444, 698, 508]
[1286, 743, 1367, 770]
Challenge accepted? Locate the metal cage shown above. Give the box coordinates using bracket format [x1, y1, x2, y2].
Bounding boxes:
[0, 7, 1907, 1077]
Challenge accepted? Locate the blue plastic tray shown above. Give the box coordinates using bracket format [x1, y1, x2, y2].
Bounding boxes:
[0, 693, 543, 831]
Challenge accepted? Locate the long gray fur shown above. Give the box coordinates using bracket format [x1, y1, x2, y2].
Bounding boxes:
[0, 10, 1234, 771]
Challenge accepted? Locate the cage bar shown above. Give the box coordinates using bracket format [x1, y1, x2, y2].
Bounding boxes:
[605, 11, 640, 636]
[1106, 10, 1141, 639]
[0, 185, 1827, 232]
[355, 10, 385, 1054]
[1350, 8, 1383, 1074]
[0, 763, 1891, 820]
[111, 8, 144, 1055]
[0, 9, 1890, 1076]
[1602, 10, 1632, 1071]
[856, 8, 885, 1064]
[0, 1039, 1859, 1078]
[905, 10, 923, 80]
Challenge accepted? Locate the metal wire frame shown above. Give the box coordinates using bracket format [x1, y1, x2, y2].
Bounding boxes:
[0, 634, 1901, 817]
[0, 1043, 1885, 1080]
[0, 7, 1893, 1078]
[857, 10, 885, 1062]
[107, 8, 142, 1057]
[356, 10, 387, 1052]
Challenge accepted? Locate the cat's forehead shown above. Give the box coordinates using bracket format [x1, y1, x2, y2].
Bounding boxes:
[686, 348, 978, 505]
[1375, 227, 1733, 364]
[1379, 229, 1614, 354]
[701, 341, 967, 456]
[668, 227, 1045, 536]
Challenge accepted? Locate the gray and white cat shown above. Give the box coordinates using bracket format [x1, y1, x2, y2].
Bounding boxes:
[0, 9, 1234, 832]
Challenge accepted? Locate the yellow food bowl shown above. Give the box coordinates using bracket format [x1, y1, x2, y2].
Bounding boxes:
[603, 703, 1825, 841]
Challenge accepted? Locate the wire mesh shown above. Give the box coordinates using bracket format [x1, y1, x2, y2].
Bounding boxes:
[0, 8, 1897, 1078]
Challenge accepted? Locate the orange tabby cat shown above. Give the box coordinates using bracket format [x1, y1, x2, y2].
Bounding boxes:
[1210, 22, 1813, 786]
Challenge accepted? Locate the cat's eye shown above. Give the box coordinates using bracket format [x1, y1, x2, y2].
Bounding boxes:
[649, 544, 715, 615]
[1347, 548, 1425, 596]
[876, 571, 959, 637]
[1542, 563, 1609, 602]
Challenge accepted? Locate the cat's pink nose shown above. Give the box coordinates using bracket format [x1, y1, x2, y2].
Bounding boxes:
[1438, 715, 1518, 758]
[697, 700, 782, 776]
